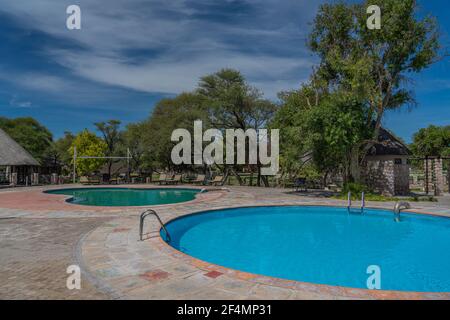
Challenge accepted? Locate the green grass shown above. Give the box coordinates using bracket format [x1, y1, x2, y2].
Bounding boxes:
[332, 193, 437, 202]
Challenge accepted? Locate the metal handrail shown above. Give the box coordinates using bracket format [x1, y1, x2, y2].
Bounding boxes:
[139, 209, 171, 242]
[394, 201, 411, 222]
[347, 191, 365, 214]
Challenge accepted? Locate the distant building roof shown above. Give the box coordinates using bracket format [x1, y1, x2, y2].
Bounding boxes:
[0, 128, 40, 166]
[367, 127, 411, 156]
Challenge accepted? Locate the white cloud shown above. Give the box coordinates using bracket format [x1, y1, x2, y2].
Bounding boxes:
[0, 0, 323, 99]
[9, 96, 32, 108]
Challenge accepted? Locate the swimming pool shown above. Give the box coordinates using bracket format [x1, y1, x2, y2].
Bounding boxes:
[46, 188, 201, 206]
[163, 206, 450, 293]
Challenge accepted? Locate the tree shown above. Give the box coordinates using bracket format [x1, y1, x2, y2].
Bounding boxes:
[0, 117, 53, 163]
[305, 93, 372, 184]
[142, 93, 209, 172]
[198, 69, 277, 186]
[70, 130, 107, 176]
[43, 131, 75, 173]
[95, 120, 122, 177]
[119, 122, 148, 174]
[271, 81, 329, 178]
[308, 0, 440, 177]
[411, 125, 450, 157]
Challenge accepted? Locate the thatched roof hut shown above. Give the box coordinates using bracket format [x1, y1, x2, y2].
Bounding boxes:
[367, 127, 411, 157]
[0, 128, 40, 166]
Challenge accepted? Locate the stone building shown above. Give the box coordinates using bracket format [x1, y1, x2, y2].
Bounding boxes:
[362, 128, 411, 196]
[0, 128, 40, 186]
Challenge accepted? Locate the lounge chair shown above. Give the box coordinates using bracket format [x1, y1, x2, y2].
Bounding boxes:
[293, 178, 307, 192]
[166, 174, 182, 185]
[192, 174, 205, 185]
[210, 175, 224, 186]
[88, 176, 101, 185]
[130, 172, 142, 184]
[158, 173, 168, 185]
[80, 176, 90, 185]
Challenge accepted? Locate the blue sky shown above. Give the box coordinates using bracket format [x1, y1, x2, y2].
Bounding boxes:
[0, 0, 449, 142]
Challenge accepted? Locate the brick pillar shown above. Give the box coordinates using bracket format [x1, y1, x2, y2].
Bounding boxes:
[434, 158, 444, 196]
[382, 160, 395, 197]
[11, 172, 18, 186]
[32, 173, 39, 185]
[424, 159, 434, 194]
[51, 173, 58, 185]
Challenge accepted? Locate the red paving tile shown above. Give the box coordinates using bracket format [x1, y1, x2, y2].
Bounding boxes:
[140, 270, 171, 282]
[204, 271, 223, 279]
[112, 228, 131, 233]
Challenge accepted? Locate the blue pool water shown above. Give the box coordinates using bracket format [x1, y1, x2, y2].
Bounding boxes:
[164, 206, 450, 292]
[46, 188, 200, 206]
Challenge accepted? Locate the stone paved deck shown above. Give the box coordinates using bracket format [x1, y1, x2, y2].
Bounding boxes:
[0, 217, 111, 299]
[1, 184, 449, 300]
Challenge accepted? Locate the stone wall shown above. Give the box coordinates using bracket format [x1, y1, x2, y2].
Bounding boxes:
[362, 158, 410, 196]
[363, 159, 395, 197]
[424, 158, 445, 196]
[434, 158, 445, 196]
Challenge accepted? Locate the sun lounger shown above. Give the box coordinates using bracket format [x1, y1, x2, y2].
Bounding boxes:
[158, 173, 168, 185]
[210, 175, 224, 186]
[166, 174, 182, 185]
[192, 174, 205, 185]
[89, 177, 101, 185]
[80, 176, 90, 185]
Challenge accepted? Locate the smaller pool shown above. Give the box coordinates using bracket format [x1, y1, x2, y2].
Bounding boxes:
[45, 188, 201, 206]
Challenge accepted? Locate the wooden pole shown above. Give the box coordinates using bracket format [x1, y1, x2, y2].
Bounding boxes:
[425, 155, 429, 195]
[73, 146, 77, 184]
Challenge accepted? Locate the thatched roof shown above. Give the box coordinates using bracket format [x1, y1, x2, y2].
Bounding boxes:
[0, 128, 40, 166]
[367, 127, 411, 156]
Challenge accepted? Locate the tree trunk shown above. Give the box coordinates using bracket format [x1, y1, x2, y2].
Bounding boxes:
[261, 175, 270, 187]
[350, 150, 361, 183]
[256, 164, 262, 187]
[108, 161, 113, 177]
[322, 171, 329, 190]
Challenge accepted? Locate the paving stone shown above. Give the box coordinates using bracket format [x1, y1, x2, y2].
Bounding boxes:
[1, 185, 449, 300]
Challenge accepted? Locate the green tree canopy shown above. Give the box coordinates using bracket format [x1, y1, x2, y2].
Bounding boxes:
[309, 0, 439, 131]
[273, 0, 440, 183]
[305, 93, 373, 182]
[43, 131, 75, 171]
[95, 120, 122, 176]
[140, 92, 209, 171]
[118, 121, 149, 173]
[70, 130, 107, 175]
[0, 116, 53, 163]
[198, 69, 277, 185]
[411, 125, 450, 157]
[198, 68, 276, 130]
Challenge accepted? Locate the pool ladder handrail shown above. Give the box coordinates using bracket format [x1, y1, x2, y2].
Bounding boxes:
[347, 191, 365, 214]
[393, 201, 411, 222]
[139, 209, 171, 242]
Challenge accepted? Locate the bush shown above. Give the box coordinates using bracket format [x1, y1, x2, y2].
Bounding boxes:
[342, 183, 370, 196]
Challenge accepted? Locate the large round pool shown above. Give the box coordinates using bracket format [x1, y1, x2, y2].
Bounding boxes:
[163, 206, 450, 293]
[46, 188, 201, 206]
